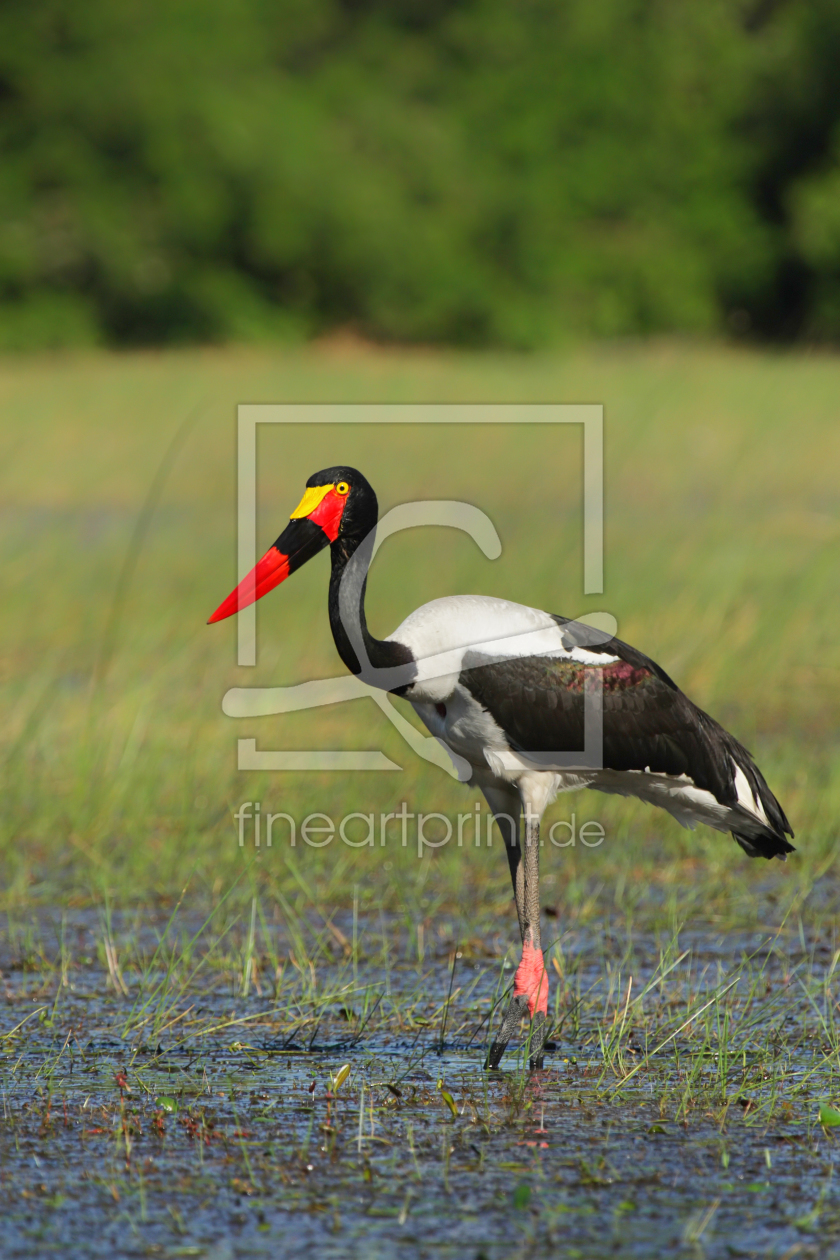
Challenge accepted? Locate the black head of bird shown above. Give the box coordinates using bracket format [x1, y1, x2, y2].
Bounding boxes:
[207, 465, 377, 624]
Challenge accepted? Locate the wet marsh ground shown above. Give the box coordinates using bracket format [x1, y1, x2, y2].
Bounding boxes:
[5, 894, 840, 1259]
[2, 339, 840, 1255]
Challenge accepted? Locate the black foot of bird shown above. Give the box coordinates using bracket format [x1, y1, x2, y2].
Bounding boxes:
[486, 1002, 549, 1071]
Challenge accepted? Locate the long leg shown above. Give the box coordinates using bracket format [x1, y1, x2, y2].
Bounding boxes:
[478, 783, 529, 1067]
[489, 811, 549, 1069]
[521, 812, 549, 1068]
[480, 784, 549, 1069]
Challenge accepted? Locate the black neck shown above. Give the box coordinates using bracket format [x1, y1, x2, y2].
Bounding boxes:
[327, 533, 415, 688]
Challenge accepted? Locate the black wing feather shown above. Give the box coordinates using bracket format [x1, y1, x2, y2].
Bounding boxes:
[459, 620, 793, 859]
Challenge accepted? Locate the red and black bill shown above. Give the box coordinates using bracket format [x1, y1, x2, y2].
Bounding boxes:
[207, 481, 349, 624]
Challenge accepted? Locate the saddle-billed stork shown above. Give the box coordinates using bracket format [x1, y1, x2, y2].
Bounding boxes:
[209, 466, 794, 1070]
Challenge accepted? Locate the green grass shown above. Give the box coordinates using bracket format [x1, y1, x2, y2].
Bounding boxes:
[1, 337, 838, 916]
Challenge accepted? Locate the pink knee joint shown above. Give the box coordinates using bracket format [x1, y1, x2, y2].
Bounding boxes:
[513, 941, 548, 1018]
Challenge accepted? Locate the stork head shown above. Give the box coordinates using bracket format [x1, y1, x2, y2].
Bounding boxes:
[207, 466, 377, 624]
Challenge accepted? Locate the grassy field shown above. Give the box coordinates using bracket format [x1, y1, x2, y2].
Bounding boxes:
[1, 339, 839, 1256]
[2, 337, 839, 904]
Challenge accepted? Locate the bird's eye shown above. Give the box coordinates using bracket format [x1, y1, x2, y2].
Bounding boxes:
[336, 481, 350, 496]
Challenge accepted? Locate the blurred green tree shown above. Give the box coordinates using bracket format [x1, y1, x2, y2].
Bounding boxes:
[0, 0, 837, 348]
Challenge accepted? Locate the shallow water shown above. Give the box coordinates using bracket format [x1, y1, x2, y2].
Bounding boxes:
[1, 908, 839, 1258]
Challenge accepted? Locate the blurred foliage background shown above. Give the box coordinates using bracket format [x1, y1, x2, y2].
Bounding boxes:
[3, 0, 840, 351]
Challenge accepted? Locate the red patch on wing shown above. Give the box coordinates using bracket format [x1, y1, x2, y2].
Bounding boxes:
[602, 661, 651, 691]
[308, 489, 346, 542]
[513, 941, 549, 1018]
[207, 547, 290, 623]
